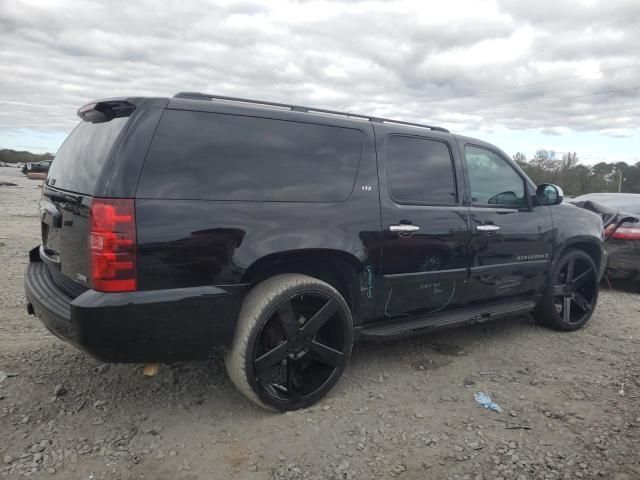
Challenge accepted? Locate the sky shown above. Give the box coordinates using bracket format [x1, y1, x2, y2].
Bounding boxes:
[0, 0, 639, 165]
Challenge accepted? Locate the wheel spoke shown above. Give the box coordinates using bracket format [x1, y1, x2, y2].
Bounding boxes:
[572, 292, 593, 312]
[309, 340, 344, 367]
[286, 357, 304, 402]
[563, 296, 571, 323]
[553, 284, 567, 296]
[572, 268, 593, 288]
[566, 258, 576, 282]
[254, 342, 288, 374]
[277, 300, 299, 339]
[300, 299, 338, 336]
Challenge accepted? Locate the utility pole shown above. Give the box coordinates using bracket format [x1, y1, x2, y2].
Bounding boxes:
[618, 169, 623, 193]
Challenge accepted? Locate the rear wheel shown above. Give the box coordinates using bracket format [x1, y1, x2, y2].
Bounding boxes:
[225, 274, 353, 411]
[533, 249, 599, 331]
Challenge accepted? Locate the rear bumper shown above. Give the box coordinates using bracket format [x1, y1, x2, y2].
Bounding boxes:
[25, 254, 248, 362]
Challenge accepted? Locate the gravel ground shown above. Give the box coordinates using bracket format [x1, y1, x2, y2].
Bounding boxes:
[1, 166, 639, 480]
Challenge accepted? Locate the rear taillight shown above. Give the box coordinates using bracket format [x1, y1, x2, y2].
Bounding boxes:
[89, 198, 137, 292]
[605, 221, 640, 240]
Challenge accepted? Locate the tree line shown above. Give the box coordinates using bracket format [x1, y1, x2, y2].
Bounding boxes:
[0, 149, 54, 164]
[514, 150, 640, 196]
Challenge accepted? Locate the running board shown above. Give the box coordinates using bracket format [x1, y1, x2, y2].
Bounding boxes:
[359, 300, 536, 341]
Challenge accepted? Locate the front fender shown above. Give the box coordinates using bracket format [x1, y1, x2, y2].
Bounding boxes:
[550, 202, 605, 276]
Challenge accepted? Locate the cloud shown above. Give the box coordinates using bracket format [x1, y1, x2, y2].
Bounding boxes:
[540, 128, 564, 136]
[0, 0, 639, 155]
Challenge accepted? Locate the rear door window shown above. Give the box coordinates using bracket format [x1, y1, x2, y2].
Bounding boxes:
[385, 135, 457, 205]
[138, 110, 364, 202]
[46, 118, 128, 194]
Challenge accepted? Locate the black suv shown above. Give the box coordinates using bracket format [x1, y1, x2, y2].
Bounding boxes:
[25, 93, 606, 411]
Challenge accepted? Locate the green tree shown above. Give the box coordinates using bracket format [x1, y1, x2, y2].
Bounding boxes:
[513, 152, 527, 168]
[0, 149, 54, 164]
[514, 152, 640, 196]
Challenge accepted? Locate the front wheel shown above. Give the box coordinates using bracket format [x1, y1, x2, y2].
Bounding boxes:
[533, 249, 599, 331]
[225, 274, 353, 411]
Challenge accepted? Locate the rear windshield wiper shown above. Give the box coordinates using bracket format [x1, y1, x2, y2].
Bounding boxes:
[43, 189, 82, 204]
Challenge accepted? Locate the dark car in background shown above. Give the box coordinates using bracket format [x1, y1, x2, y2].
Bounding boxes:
[25, 94, 606, 411]
[21, 160, 52, 175]
[571, 193, 640, 280]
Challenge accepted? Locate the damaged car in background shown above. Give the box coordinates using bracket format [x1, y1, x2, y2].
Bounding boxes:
[571, 193, 640, 283]
[21, 160, 52, 176]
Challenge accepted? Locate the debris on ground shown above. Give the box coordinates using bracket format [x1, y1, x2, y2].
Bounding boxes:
[474, 392, 504, 413]
[53, 384, 67, 397]
[26, 172, 47, 180]
[0, 371, 18, 383]
[143, 362, 160, 377]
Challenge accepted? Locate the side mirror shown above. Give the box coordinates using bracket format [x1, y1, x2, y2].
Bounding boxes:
[536, 184, 563, 206]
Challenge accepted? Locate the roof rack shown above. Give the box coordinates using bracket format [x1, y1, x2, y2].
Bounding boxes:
[173, 92, 450, 133]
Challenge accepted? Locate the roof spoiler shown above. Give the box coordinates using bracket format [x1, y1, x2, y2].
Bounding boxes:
[77, 99, 137, 123]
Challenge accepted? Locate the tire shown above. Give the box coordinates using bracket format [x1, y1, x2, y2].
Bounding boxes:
[533, 249, 599, 331]
[225, 274, 353, 411]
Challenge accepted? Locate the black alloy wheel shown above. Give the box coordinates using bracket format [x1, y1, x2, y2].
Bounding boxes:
[251, 292, 349, 407]
[553, 255, 598, 324]
[534, 249, 599, 331]
[226, 274, 353, 411]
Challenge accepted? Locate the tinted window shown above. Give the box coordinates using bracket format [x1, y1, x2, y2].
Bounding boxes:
[385, 136, 457, 204]
[138, 110, 363, 202]
[47, 118, 128, 194]
[464, 146, 526, 207]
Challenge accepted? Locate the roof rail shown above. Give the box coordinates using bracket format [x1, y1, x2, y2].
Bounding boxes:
[173, 92, 450, 133]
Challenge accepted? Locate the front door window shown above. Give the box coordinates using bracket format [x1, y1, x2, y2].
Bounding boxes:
[464, 146, 526, 207]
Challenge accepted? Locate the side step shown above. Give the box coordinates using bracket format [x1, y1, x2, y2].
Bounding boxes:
[359, 300, 536, 341]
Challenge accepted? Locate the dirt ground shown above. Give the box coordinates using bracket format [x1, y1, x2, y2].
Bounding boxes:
[1, 167, 639, 480]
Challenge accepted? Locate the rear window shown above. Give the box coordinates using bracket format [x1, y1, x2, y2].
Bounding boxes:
[385, 135, 457, 205]
[137, 110, 364, 202]
[46, 118, 128, 194]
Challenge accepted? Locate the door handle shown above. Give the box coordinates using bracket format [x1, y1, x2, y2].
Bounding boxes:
[476, 224, 500, 232]
[390, 224, 420, 233]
